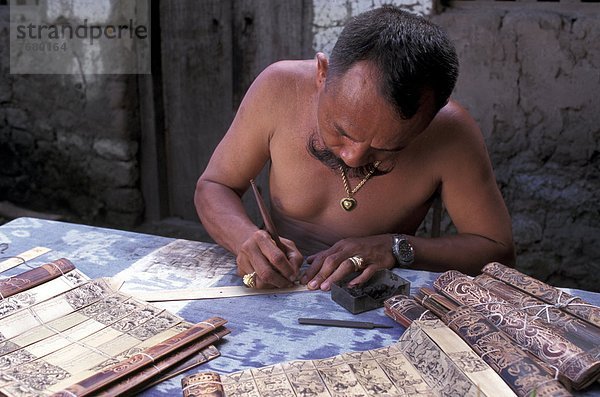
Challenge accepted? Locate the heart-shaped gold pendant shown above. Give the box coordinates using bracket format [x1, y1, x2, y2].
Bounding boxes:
[340, 197, 357, 211]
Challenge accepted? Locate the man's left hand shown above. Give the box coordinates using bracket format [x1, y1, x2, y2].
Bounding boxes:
[301, 234, 397, 291]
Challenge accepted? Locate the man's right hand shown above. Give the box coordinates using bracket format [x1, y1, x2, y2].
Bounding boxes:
[236, 230, 304, 289]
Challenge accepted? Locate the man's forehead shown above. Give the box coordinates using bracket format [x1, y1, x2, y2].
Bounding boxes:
[322, 61, 436, 148]
[328, 59, 437, 117]
[328, 61, 381, 92]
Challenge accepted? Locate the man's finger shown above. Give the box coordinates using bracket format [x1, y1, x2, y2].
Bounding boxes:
[306, 252, 348, 290]
[345, 265, 378, 287]
[252, 253, 295, 288]
[253, 275, 278, 289]
[302, 254, 325, 285]
[255, 231, 297, 281]
[319, 258, 357, 291]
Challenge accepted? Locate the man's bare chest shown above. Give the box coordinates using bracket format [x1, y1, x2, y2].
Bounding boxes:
[268, 137, 437, 236]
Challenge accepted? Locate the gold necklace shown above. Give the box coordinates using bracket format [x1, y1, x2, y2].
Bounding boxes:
[339, 161, 381, 211]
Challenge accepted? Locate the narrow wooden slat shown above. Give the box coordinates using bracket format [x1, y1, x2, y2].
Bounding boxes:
[160, 0, 234, 221]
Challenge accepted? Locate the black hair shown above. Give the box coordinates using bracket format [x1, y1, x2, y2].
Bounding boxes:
[327, 6, 459, 119]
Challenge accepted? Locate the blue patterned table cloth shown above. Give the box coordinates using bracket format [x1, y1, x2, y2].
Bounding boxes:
[1, 217, 598, 396]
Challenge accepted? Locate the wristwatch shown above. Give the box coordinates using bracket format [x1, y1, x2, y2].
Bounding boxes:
[392, 234, 415, 268]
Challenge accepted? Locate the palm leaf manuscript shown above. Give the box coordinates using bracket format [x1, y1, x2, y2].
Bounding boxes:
[0, 259, 228, 396]
[182, 319, 503, 397]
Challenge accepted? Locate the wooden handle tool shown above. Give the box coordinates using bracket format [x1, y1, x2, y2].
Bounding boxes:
[250, 179, 285, 251]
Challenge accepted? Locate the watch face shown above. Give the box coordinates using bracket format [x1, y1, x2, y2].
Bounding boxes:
[393, 235, 414, 266]
[398, 240, 413, 262]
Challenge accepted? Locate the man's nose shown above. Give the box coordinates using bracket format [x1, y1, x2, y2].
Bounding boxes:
[339, 143, 371, 168]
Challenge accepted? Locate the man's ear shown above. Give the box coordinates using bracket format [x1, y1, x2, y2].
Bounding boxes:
[315, 52, 328, 87]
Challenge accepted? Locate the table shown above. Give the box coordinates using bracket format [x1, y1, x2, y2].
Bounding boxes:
[1, 217, 599, 396]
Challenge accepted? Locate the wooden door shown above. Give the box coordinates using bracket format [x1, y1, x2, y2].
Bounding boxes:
[141, 0, 312, 225]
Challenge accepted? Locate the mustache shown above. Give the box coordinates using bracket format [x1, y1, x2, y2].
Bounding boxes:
[306, 133, 392, 179]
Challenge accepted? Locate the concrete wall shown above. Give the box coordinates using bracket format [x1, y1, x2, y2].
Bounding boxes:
[312, 0, 434, 55]
[432, 6, 600, 291]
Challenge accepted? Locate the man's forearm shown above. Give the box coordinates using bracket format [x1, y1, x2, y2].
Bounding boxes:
[402, 233, 515, 276]
[194, 179, 258, 255]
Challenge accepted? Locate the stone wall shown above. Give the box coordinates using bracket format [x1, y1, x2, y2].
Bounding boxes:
[312, 2, 600, 291]
[0, 6, 143, 227]
[432, 6, 599, 291]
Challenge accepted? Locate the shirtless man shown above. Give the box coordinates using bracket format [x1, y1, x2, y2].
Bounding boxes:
[194, 6, 515, 290]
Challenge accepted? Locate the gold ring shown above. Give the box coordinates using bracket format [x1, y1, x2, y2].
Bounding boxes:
[243, 272, 257, 288]
[348, 255, 366, 272]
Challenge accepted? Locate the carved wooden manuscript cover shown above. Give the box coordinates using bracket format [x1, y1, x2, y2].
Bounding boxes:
[386, 293, 572, 397]
[433, 268, 600, 391]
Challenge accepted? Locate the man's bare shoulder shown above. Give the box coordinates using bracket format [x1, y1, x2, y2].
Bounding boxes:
[432, 100, 479, 134]
[425, 100, 487, 153]
[253, 59, 316, 93]
[416, 100, 492, 177]
[229, 59, 315, 139]
[264, 59, 316, 74]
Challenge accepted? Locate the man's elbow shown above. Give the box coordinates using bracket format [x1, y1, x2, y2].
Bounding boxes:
[194, 177, 212, 212]
[471, 237, 515, 275]
[495, 239, 516, 268]
[464, 241, 515, 276]
[194, 177, 206, 203]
